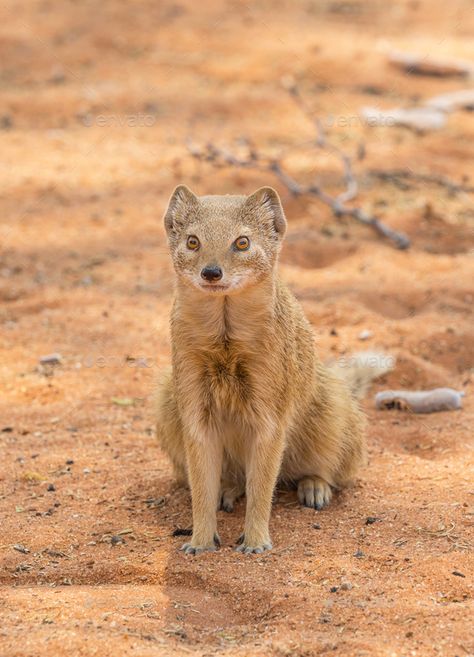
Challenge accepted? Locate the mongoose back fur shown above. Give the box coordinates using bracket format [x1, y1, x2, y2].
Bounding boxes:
[156, 184, 393, 554]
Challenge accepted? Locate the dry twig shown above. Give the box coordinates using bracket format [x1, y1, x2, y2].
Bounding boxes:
[369, 169, 474, 196]
[187, 82, 410, 250]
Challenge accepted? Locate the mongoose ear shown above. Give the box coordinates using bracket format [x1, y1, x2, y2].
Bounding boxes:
[163, 184, 198, 235]
[245, 186, 287, 239]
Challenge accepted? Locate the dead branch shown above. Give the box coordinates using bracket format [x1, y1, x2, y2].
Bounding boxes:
[369, 169, 474, 196]
[387, 49, 473, 78]
[187, 82, 410, 250]
[284, 80, 359, 206]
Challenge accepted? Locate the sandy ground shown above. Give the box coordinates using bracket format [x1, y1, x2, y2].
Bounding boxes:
[1, 1, 473, 655]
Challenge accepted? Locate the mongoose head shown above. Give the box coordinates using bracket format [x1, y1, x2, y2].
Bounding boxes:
[163, 185, 287, 295]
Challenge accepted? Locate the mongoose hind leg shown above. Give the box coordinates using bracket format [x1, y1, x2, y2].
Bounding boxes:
[220, 486, 244, 513]
[297, 475, 332, 510]
[156, 369, 188, 486]
[219, 457, 245, 512]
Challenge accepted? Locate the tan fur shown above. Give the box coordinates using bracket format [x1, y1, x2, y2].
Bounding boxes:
[156, 184, 389, 554]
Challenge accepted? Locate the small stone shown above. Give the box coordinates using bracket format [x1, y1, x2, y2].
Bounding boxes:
[66, 459, 74, 465]
[330, 586, 338, 593]
[0, 114, 13, 130]
[49, 67, 66, 85]
[365, 516, 379, 525]
[312, 523, 321, 530]
[354, 549, 365, 558]
[358, 329, 373, 341]
[452, 570, 465, 578]
[111, 535, 124, 546]
[83, 468, 91, 474]
[39, 353, 62, 365]
[13, 544, 29, 554]
[340, 581, 353, 591]
[47, 483, 56, 492]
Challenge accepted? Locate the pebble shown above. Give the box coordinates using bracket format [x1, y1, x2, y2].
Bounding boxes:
[111, 535, 124, 546]
[358, 329, 373, 341]
[47, 483, 56, 492]
[39, 353, 62, 365]
[0, 114, 13, 130]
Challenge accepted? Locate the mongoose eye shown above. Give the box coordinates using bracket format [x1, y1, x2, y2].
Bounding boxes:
[234, 236, 250, 251]
[186, 235, 200, 251]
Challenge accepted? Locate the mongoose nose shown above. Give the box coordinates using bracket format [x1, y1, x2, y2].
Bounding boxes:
[201, 265, 223, 282]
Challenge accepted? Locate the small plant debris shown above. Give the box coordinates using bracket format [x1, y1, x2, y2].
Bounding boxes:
[144, 497, 166, 508]
[111, 397, 136, 406]
[22, 471, 45, 482]
[15, 563, 33, 573]
[172, 527, 193, 537]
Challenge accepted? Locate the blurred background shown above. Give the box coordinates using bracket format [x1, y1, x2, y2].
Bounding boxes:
[1, 1, 473, 656]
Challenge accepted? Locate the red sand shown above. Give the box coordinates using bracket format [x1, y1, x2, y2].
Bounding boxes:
[0, 1, 473, 655]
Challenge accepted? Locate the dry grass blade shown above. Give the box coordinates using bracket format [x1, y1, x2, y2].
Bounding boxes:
[417, 522, 473, 551]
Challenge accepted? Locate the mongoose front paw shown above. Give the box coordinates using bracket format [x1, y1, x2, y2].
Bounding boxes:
[180, 533, 220, 555]
[234, 533, 272, 554]
[297, 476, 332, 510]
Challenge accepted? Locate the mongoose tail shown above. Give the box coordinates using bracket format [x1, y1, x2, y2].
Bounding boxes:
[330, 351, 395, 399]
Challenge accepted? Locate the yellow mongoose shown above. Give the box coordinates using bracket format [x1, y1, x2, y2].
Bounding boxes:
[156, 185, 392, 554]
